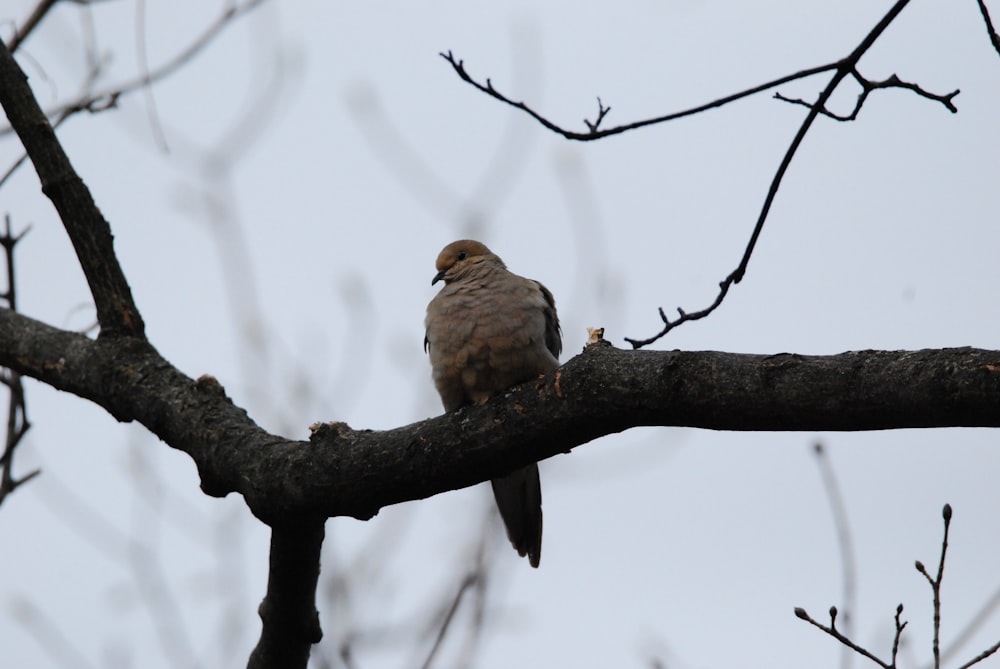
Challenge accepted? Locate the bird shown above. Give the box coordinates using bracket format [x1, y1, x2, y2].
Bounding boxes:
[424, 240, 561, 567]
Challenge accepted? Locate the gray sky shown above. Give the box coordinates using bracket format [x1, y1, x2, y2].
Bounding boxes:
[3, 1, 1000, 668]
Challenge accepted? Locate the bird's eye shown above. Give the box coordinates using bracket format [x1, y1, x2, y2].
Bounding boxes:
[456, 251, 468, 261]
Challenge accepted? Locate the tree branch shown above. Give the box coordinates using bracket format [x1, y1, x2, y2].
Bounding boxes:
[6, 0, 60, 53]
[247, 522, 325, 669]
[2, 307, 1000, 524]
[978, 0, 1000, 58]
[443, 1, 963, 349]
[626, 0, 919, 347]
[0, 215, 38, 506]
[0, 37, 144, 337]
[0, 0, 269, 140]
[439, 49, 838, 141]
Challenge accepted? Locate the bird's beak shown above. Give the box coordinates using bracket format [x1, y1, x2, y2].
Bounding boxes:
[432, 269, 447, 285]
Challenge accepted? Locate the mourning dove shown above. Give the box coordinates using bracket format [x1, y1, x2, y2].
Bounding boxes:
[424, 240, 562, 568]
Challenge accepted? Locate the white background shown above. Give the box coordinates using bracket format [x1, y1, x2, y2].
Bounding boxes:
[2, 1, 999, 668]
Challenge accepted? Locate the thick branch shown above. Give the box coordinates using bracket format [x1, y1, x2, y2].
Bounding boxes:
[247, 522, 325, 669]
[2, 307, 1000, 524]
[0, 38, 144, 337]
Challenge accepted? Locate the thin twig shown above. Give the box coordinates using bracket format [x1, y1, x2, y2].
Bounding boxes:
[440, 49, 837, 141]
[794, 606, 896, 669]
[891, 604, 907, 667]
[775, 70, 958, 121]
[977, 0, 1000, 57]
[625, 0, 921, 347]
[443, 0, 960, 348]
[915, 504, 952, 669]
[0, 214, 38, 506]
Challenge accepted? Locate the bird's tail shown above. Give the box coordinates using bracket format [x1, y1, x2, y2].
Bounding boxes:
[491, 465, 543, 568]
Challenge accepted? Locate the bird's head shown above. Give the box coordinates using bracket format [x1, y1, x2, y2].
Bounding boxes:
[431, 240, 503, 285]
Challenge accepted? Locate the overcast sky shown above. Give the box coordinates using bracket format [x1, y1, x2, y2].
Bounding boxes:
[3, 1, 1000, 668]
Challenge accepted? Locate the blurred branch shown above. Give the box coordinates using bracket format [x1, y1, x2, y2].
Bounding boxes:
[940, 584, 1000, 665]
[0, 214, 38, 506]
[9, 596, 100, 669]
[813, 442, 857, 669]
[6, 0, 59, 53]
[978, 0, 1000, 57]
[0, 37, 144, 336]
[0, 0, 270, 139]
[420, 521, 492, 669]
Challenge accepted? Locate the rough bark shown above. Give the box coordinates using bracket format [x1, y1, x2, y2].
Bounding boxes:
[247, 523, 325, 669]
[2, 307, 998, 524]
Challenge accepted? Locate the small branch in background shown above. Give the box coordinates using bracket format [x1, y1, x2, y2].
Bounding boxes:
[941, 584, 1000, 665]
[794, 604, 901, 669]
[0, 214, 39, 507]
[419, 518, 493, 669]
[0, 0, 270, 140]
[420, 573, 479, 669]
[798, 504, 1000, 669]
[6, 0, 60, 53]
[915, 504, 952, 669]
[813, 442, 858, 669]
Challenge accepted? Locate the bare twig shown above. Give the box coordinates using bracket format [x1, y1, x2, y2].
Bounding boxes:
[443, 0, 960, 348]
[625, 0, 930, 347]
[798, 504, 1000, 669]
[794, 605, 900, 669]
[915, 503, 952, 669]
[977, 0, 1000, 57]
[0, 214, 38, 507]
[775, 69, 958, 121]
[891, 604, 907, 667]
[440, 49, 836, 141]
